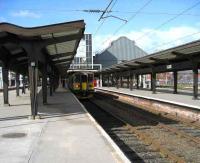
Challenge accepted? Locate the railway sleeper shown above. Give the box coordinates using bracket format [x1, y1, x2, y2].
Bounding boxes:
[112, 136, 139, 142]
[127, 153, 167, 163]
[98, 95, 200, 151]
[86, 98, 186, 163]
[131, 147, 158, 154]
[127, 126, 186, 163]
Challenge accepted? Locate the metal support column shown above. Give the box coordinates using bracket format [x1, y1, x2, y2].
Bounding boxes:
[53, 73, 57, 92]
[102, 74, 104, 86]
[130, 73, 133, 91]
[173, 71, 178, 94]
[141, 75, 144, 89]
[16, 72, 20, 96]
[53, 77, 57, 91]
[42, 63, 47, 104]
[99, 73, 102, 87]
[136, 74, 139, 89]
[127, 76, 130, 88]
[22, 76, 26, 94]
[120, 75, 123, 88]
[49, 74, 53, 96]
[29, 61, 38, 119]
[193, 66, 198, 99]
[152, 72, 156, 94]
[62, 78, 65, 88]
[150, 73, 153, 91]
[107, 75, 110, 87]
[111, 74, 114, 86]
[2, 65, 9, 105]
[116, 74, 119, 89]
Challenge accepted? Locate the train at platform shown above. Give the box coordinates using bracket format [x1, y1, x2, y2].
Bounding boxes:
[68, 72, 94, 99]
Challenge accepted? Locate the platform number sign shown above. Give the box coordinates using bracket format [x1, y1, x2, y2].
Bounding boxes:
[31, 62, 36, 67]
[166, 64, 172, 69]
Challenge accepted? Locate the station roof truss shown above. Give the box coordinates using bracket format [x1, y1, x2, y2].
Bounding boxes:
[100, 40, 200, 75]
[0, 20, 85, 75]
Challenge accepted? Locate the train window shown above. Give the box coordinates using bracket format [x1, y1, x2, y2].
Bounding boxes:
[74, 75, 80, 83]
[81, 75, 87, 82]
[88, 74, 93, 82]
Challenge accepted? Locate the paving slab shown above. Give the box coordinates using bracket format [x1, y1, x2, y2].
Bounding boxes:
[0, 89, 122, 163]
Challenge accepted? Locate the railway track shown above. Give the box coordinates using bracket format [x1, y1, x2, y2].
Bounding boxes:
[96, 93, 200, 145]
[81, 100, 170, 163]
[96, 92, 200, 141]
[81, 92, 200, 163]
[96, 90, 200, 130]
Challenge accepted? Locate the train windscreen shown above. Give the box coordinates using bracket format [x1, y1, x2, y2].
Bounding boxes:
[88, 74, 93, 82]
[74, 75, 81, 82]
[81, 75, 87, 82]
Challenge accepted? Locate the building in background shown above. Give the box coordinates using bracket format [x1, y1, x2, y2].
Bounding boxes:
[93, 36, 148, 68]
[0, 68, 23, 89]
[70, 34, 93, 69]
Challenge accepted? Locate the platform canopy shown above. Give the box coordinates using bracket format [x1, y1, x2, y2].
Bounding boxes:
[101, 40, 200, 74]
[0, 20, 85, 75]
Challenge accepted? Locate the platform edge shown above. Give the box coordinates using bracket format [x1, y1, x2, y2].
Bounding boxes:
[71, 93, 131, 163]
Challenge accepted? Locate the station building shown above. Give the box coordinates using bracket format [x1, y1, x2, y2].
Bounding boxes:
[93, 36, 148, 68]
[70, 34, 93, 69]
[93, 36, 149, 87]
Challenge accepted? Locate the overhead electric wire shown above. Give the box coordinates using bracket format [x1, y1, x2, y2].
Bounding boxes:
[98, 0, 200, 54]
[100, 0, 153, 46]
[146, 31, 200, 53]
[95, 31, 200, 59]
[111, 11, 200, 17]
[5, 7, 200, 17]
[98, 0, 114, 21]
[94, 19, 106, 36]
[135, 0, 200, 41]
[10, 3, 199, 54]
[93, 0, 118, 36]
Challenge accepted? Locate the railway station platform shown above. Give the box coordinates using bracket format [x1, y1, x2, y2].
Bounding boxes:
[95, 87, 200, 110]
[0, 88, 124, 163]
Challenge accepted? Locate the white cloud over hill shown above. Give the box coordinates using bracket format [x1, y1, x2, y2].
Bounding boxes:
[93, 25, 200, 54]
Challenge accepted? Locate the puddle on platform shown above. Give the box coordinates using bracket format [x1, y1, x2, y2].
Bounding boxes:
[1, 132, 27, 138]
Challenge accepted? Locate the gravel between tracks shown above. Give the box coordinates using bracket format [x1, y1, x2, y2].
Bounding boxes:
[81, 99, 171, 163]
[92, 92, 200, 163]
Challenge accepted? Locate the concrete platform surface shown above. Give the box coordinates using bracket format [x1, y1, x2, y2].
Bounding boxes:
[96, 87, 200, 110]
[0, 89, 121, 163]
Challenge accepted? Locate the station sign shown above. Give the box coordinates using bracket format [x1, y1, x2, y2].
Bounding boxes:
[166, 64, 172, 69]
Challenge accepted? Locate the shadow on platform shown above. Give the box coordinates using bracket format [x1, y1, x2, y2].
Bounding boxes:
[0, 115, 29, 121]
[37, 88, 86, 119]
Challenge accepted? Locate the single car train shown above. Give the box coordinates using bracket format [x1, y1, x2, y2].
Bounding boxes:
[68, 72, 94, 99]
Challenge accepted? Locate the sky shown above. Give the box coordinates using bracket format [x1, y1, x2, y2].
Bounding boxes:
[1, 0, 200, 54]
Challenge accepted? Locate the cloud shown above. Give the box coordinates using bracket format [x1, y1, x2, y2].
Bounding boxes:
[93, 25, 200, 54]
[11, 10, 41, 18]
[0, 17, 6, 22]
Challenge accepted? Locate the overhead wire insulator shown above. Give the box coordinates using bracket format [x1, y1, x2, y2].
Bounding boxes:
[82, 9, 112, 13]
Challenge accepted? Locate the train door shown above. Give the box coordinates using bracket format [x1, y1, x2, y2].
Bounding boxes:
[81, 74, 87, 95]
[88, 73, 94, 91]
